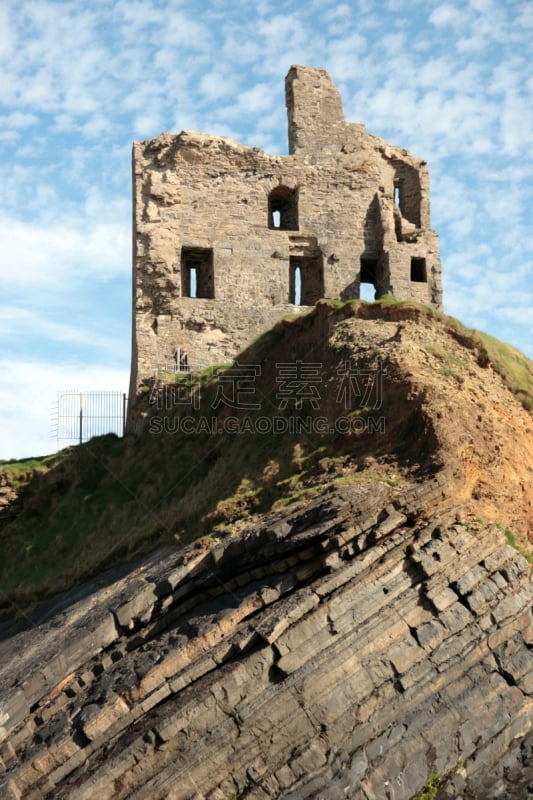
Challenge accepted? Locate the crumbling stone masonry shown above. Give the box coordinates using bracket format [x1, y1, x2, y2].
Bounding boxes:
[129, 65, 442, 397]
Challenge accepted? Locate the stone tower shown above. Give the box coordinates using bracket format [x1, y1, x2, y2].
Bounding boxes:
[129, 65, 442, 398]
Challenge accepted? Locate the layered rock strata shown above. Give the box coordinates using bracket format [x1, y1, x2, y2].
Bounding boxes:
[1, 479, 531, 799]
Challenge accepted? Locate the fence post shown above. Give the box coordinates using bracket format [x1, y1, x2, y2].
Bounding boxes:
[79, 392, 83, 445]
[122, 393, 127, 436]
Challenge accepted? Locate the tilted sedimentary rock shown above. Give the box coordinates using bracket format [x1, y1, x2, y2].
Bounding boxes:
[0, 479, 531, 799]
[2, 301, 532, 798]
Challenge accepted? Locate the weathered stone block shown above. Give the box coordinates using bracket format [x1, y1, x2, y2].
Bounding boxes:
[77, 693, 129, 741]
[114, 579, 158, 629]
[0, 689, 27, 745]
[425, 585, 458, 612]
[388, 635, 425, 675]
[439, 601, 472, 634]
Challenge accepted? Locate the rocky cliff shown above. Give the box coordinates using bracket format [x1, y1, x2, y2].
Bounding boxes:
[0, 301, 532, 799]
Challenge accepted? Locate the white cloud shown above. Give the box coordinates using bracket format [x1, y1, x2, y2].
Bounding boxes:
[0, 130, 19, 143]
[161, 10, 211, 47]
[1, 111, 39, 129]
[0, 360, 129, 460]
[429, 4, 468, 29]
[326, 3, 352, 20]
[327, 33, 368, 80]
[517, 3, 533, 28]
[113, 0, 165, 37]
[0, 306, 125, 353]
[80, 114, 112, 139]
[199, 71, 237, 101]
[209, 82, 281, 135]
[133, 112, 164, 139]
[0, 213, 129, 290]
[0, 2, 15, 60]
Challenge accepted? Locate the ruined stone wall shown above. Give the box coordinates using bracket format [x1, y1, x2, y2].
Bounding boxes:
[130, 65, 443, 398]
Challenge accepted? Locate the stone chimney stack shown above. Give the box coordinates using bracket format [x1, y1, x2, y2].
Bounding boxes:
[285, 65, 346, 156]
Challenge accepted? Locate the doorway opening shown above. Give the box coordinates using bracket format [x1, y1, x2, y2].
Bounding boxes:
[359, 256, 380, 301]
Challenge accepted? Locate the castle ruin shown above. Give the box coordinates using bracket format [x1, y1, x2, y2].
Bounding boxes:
[129, 65, 442, 398]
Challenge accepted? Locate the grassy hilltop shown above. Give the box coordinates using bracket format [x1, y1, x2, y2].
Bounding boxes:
[1, 298, 532, 617]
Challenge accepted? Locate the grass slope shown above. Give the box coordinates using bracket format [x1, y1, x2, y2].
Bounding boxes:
[1, 300, 531, 617]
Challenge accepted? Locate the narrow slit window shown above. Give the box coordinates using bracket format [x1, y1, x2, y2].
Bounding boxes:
[180, 247, 214, 298]
[272, 210, 281, 229]
[294, 266, 301, 305]
[189, 267, 197, 298]
[290, 255, 323, 305]
[394, 182, 401, 207]
[392, 165, 421, 226]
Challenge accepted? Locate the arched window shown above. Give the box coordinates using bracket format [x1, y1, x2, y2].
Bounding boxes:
[268, 186, 298, 230]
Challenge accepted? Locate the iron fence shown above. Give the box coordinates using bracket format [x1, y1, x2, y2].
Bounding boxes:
[52, 391, 127, 446]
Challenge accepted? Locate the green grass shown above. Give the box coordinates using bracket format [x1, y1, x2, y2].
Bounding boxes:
[375, 294, 410, 306]
[477, 332, 533, 411]
[410, 760, 466, 799]
[504, 528, 533, 565]
[410, 771, 442, 800]
[245, 327, 286, 361]
[423, 309, 533, 411]
[0, 360, 366, 614]
[2, 300, 531, 616]
[155, 363, 233, 386]
[0, 453, 64, 487]
[0, 430, 297, 610]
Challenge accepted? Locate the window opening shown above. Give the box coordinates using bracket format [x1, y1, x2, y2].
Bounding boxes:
[410, 257, 427, 283]
[359, 257, 379, 301]
[268, 186, 298, 230]
[189, 267, 197, 298]
[180, 247, 214, 298]
[294, 266, 301, 305]
[359, 283, 375, 302]
[394, 182, 401, 207]
[392, 165, 421, 226]
[289, 255, 323, 305]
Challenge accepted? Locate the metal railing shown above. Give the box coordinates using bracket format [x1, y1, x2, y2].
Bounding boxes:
[153, 354, 207, 379]
[52, 391, 127, 446]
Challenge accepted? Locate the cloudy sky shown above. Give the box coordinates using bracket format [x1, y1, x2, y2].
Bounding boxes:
[1, 0, 532, 459]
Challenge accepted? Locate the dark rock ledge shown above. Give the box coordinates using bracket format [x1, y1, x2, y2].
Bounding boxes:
[0, 477, 531, 799]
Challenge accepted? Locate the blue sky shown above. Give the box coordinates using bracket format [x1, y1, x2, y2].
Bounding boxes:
[1, 0, 532, 459]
